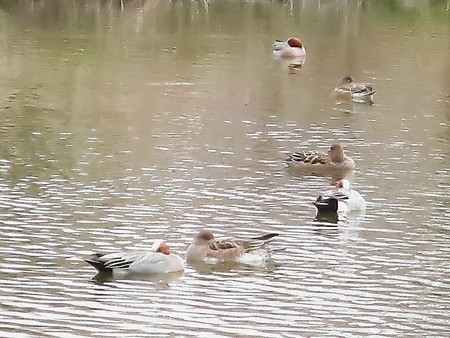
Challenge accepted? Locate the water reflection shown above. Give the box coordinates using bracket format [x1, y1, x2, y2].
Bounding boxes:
[314, 209, 367, 226]
[314, 211, 340, 224]
[91, 270, 185, 289]
[188, 258, 277, 275]
[287, 166, 355, 184]
[0, 0, 449, 337]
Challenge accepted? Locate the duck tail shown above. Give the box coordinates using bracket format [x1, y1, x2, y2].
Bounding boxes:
[313, 196, 338, 213]
[365, 88, 375, 96]
[251, 233, 279, 241]
[84, 253, 110, 272]
[246, 233, 279, 251]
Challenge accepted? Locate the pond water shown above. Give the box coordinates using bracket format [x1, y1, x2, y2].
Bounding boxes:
[0, 0, 449, 337]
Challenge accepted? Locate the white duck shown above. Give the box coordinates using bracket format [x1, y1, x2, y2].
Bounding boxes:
[84, 239, 185, 275]
[313, 179, 366, 213]
[286, 143, 356, 171]
[186, 230, 279, 263]
[272, 37, 307, 59]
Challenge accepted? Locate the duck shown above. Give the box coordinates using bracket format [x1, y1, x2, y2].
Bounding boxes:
[272, 37, 307, 59]
[313, 179, 366, 213]
[84, 239, 185, 275]
[185, 230, 279, 263]
[333, 75, 375, 103]
[286, 143, 355, 171]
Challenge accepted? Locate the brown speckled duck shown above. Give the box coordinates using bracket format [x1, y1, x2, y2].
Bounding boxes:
[286, 143, 356, 171]
[333, 75, 375, 103]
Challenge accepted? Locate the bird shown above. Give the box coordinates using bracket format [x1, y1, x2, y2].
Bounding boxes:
[84, 239, 185, 276]
[185, 230, 279, 263]
[286, 143, 355, 171]
[313, 179, 366, 213]
[333, 75, 375, 103]
[272, 37, 307, 59]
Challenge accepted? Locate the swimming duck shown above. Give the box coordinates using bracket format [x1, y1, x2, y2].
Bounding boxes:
[84, 239, 185, 275]
[286, 143, 355, 171]
[333, 75, 375, 103]
[313, 179, 366, 213]
[186, 230, 279, 262]
[272, 37, 307, 59]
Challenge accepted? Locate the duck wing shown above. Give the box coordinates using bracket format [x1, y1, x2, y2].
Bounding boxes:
[84, 251, 142, 272]
[349, 82, 375, 96]
[286, 151, 329, 165]
[207, 233, 279, 259]
[207, 239, 245, 260]
[243, 233, 279, 252]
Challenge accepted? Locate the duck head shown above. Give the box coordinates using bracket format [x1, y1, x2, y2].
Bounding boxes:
[329, 143, 345, 163]
[152, 239, 171, 255]
[193, 230, 215, 245]
[340, 75, 355, 85]
[287, 37, 304, 49]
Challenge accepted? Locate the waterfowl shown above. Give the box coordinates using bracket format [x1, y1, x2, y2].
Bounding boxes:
[272, 37, 307, 59]
[186, 230, 279, 263]
[286, 143, 355, 171]
[313, 179, 366, 213]
[84, 239, 185, 275]
[333, 75, 375, 103]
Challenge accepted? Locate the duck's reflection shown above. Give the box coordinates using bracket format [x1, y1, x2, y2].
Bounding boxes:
[314, 211, 340, 225]
[286, 166, 354, 184]
[90, 270, 184, 289]
[287, 58, 306, 73]
[313, 209, 366, 228]
[187, 254, 279, 275]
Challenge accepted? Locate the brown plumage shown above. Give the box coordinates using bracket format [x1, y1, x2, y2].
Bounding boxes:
[186, 230, 279, 262]
[333, 75, 375, 103]
[286, 143, 355, 171]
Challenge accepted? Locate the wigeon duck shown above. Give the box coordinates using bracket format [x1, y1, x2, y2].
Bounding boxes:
[186, 230, 279, 263]
[313, 179, 366, 213]
[286, 143, 356, 171]
[333, 75, 375, 103]
[272, 37, 307, 59]
[84, 239, 185, 275]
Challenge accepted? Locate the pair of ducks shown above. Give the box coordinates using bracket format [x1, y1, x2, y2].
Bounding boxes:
[273, 37, 375, 103]
[286, 143, 366, 214]
[85, 230, 278, 276]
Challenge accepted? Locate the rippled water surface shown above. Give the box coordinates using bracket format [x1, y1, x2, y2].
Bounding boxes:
[0, 0, 449, 337]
